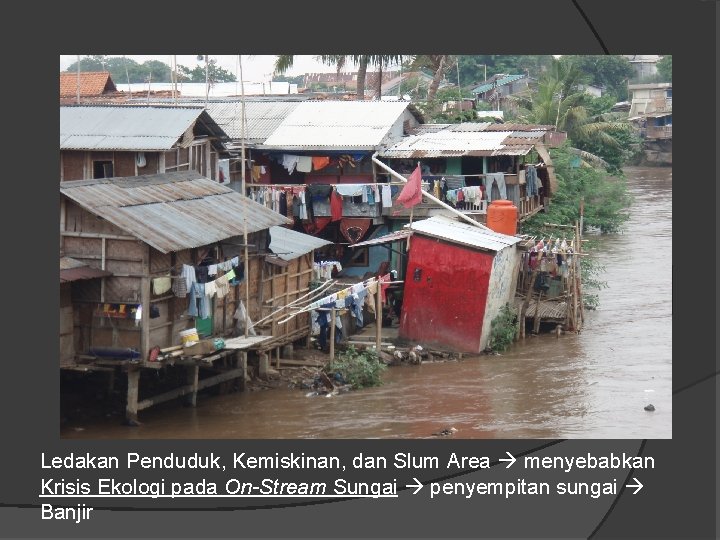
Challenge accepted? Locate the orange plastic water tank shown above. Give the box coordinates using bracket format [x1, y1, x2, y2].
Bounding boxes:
[486, 200, 518, 235]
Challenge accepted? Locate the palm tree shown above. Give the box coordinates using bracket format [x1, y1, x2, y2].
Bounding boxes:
[274, 55, 403, 100]
[407, 55, 452, 102]
[514, 58, 631, 168]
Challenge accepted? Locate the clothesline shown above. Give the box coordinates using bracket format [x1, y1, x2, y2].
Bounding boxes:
[251, 278, 337, 330]
[277, 274, 392, 324]
[246, 181, 428, 188]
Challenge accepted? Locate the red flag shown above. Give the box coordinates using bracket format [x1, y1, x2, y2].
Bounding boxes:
[396, 165, 423, 208]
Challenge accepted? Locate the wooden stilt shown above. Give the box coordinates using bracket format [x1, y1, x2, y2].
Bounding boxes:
[239, 351, 247, 391]
[275, 347, 280, 369]
[125, 368, 140, 425]
[375, 280, 383, 352]
[184, 364, 199, 407]
[329, 308, 336, 361]
[533, 289, 544, 334]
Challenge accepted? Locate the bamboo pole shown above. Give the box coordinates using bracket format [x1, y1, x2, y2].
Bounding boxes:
[329, 308, 336, 361]
[375, 279, 383, 351]
[371, 154, 493, 231]
[239, 55, 250, 338]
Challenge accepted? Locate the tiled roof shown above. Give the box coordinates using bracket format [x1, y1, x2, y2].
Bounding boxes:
[60, 71, 117, 97]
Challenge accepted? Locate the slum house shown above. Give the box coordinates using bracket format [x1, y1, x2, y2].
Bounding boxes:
[60, 257, 113, 367]
[397, 215, 522, 353]
[513, 224, 585, 337]
[627, 82, 672, 165]
[60, 104, 230, 183]
[59, 171, 304, 422]
[471, 74, 532, 110]
[60, 71, 119, 104]
[373, 122, 565, 276]
[206, 100, 424, 282]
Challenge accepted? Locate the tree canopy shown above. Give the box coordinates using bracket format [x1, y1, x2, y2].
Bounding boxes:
[63, 55, 236, 84]
[559, 55, 634, 101]
[656, 55, 671, 81]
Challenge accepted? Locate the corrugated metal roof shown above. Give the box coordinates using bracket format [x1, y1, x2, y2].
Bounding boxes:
[60, 171, 292, 254]
[260, 101, 410, 150]
[407, 215, 520, 252]
[351, 229, 413, 247]
[483, 123, 554, 131]
[206, 101, 301, 143]
[378, 122, 551, 158]
[60, 257, 112, 283]
[60, 105, 227, 151]
[472, 74, 526, 94]
[268, 226, 333, 261]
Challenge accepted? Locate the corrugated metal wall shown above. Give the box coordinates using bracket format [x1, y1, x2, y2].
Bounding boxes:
[399, 236, 494, 353]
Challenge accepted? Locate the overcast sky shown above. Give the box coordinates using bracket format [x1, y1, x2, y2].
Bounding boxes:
[59, 55, 366, 82]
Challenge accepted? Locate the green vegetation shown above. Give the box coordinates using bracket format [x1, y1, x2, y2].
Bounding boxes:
[520, 144, 633, 308]
[487, 304, 519, 352]
[325, 346, 387, 389]
[524, 144, 632, 235]
[64, 55, 236, 85]
[656, 55, 672, 81]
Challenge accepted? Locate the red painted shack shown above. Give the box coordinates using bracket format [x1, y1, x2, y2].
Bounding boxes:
[399, 215, 521, 353]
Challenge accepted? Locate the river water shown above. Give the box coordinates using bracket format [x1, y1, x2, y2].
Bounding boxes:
[63, 166, 671, 439]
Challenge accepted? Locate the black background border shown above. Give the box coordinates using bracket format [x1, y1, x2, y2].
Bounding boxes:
[0, 1, 715, 538]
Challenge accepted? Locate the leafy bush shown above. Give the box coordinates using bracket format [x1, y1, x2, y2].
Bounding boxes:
[325, 346, 387, 389]
[488, 304, 518, 352]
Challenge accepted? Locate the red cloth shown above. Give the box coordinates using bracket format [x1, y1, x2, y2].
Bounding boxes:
[312, 156, 330, 171]
[339, 218, 371, 244]
[396, 165, 423, 208]
[303, 217, 332, 235]
[378, 273, 391, 303]
[330, 189, 343, 222]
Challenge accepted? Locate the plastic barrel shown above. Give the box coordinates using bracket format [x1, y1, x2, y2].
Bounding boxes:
[486, 200, 518, 235]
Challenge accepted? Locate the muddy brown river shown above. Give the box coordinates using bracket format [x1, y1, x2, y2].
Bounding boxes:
[63, 166, 671, 439]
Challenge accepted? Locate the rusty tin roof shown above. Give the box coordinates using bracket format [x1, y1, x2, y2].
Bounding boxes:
[60, 171, 291, 253]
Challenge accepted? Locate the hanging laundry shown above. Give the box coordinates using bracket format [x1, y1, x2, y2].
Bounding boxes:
[299, 190, 308, 220]
[187, 282, 200, 317]
[296, 156, 312, 173]
[307, 184, 332, 200]
[396, 165, 423, 209]
[251, 165, 262, 182]
[339, 218, 371, 244]
[378, 273, 392, 303]
[181, 264, 197, 292]
[172, 274, 187, 298]
[215, 275, 230, 299]
[279, 190, 288, 216]
[381, 184, 393, 207]
[204, 281, 217, 298]
[330, 188, 343, 221]
[485, 172, 507, 201]
[312, 156, 330, 171]
[525, 165, 538, 196]
[152, 276, 172, 296]
[230, 263, 244, 284]
[335, 184, 364, 197]
[366, 185, 375, 205]
[196, 266, 209, 284]
[281, 154, 301, 174]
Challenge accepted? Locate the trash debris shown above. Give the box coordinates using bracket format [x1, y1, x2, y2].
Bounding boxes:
[432, 427, 458, 437]
[644, 404, 655, 412]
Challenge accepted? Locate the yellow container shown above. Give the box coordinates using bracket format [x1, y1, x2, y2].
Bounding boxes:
[179, 328, 199, 345]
